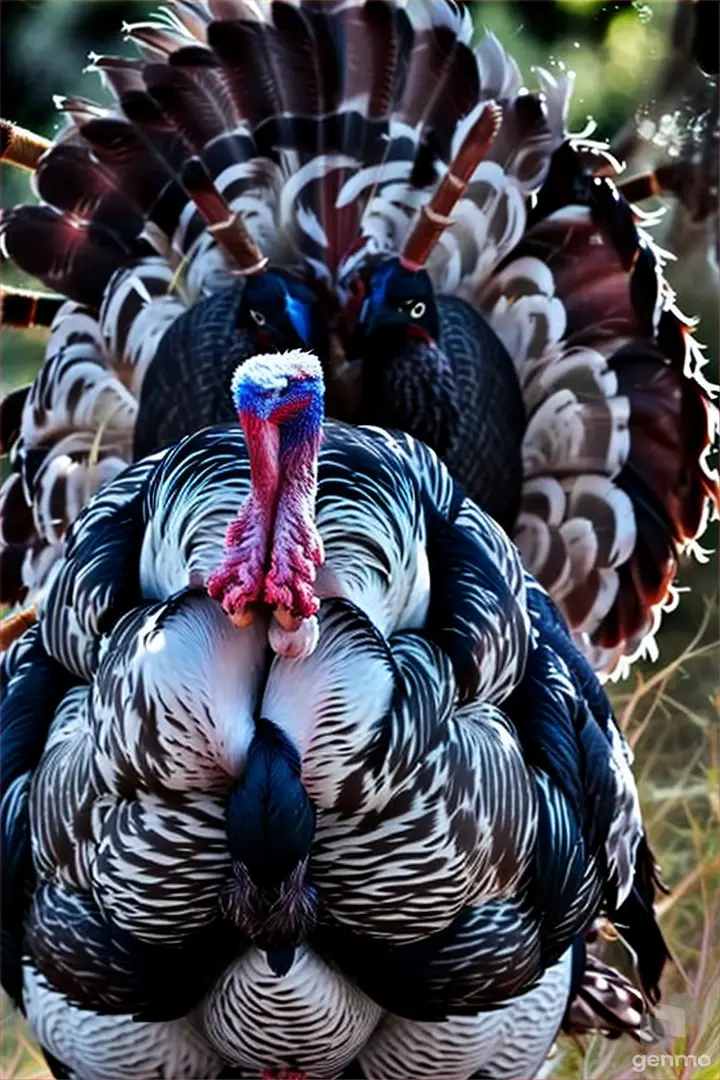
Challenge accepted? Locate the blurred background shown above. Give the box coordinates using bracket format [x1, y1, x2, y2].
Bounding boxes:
[1, 2, 718, 1078]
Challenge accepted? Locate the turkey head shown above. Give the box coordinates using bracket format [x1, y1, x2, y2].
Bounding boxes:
[351, 258, 459, 460]
[238, 271, 316, 354]
[134, 269, 326, 460]
[343, 97, 525, 528]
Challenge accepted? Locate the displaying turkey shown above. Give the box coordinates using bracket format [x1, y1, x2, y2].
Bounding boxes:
[2, 349, 668, 1078]
[0, 0, 717, 677]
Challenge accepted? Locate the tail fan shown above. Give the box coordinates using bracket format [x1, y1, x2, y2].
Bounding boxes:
[0, 2, 549, 609]
[502, 146, 718, 673]
[0, 1, 716, 675]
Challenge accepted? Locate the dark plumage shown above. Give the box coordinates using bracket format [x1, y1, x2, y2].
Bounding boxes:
[0, 628, 78, 1008]
[223, 717, 318, 971]
[355, 285, 525, 529]
[134, 272, 324, 459]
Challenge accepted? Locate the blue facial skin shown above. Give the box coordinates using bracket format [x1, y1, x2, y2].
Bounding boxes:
[239, 271, 318, 351]
[358, 258, 440, 343]
[284, 288, 312, 345]
[232, 356, 325, 458]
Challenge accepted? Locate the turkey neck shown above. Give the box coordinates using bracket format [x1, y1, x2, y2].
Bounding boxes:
[276, 410, 322, 507]
[359, 334, 460, 461]
[241, 411, 282, 537]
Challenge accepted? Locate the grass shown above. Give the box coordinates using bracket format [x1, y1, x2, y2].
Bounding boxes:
[0, 995, 50, 1080]
[549, 601, 720, 1080]
[1, 592, 718, 1079]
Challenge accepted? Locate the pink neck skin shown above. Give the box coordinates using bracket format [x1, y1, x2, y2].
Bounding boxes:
[263, 426, 323, 621]
[278, 426, 322, 500]
[207, 410, 323, 629]
[243, 411, 282, 534]
[206, 413, 280, 625]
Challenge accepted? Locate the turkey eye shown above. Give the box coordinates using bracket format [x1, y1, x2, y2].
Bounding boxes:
[409, 301, 426, 319]
[250, 309, 266, 327]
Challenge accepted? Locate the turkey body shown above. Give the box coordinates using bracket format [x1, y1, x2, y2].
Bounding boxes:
[355, 295, 526, 529]
[2, 416, 665, 1078]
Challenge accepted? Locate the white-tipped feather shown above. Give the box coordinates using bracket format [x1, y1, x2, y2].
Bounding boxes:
[359, 948, 573, 1080]
[203, 947, 382, 1077]
[24, 966, 224, 1080]
[564, 476, 637, 568]
[474, 32, 524, 101]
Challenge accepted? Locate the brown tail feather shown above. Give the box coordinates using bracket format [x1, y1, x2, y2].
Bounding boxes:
[401, 102, 503, 271]
[0, 385, 31, 455]
[0, 474, 35, 548]
[0, 603, 38, 653]
[0, 206, 134, 309]
[0, 286, 64, 331]
[0, 119, 51, 170]
[0, 545, 27, 607]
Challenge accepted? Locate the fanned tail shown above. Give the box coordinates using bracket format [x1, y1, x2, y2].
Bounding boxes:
[1, 1, 531, 603]
[0, 3, 716, 676]
[495, 141, 719, 673]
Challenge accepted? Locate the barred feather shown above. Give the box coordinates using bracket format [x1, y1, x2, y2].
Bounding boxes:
[6, 413, 664, 1076]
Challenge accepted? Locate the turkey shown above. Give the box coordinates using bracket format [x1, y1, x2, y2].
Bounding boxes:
[0, 0, 716, 677]
[1, 348, 669, 1078]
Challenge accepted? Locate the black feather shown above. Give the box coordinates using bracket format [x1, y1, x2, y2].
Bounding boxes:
[41, 460, 151, 679]
[26, 881, 245, 1018]
[144, 62, 228, 151]
[269, 3, 322, 118]
[1, 628, 78, 1006]
[423, 487, 529, 703]
[89, 55, 146, 98]
[207, 17, 282, 128]
[592, 179, 640, 272]
[629, 243, 661, 334]
[0, 206, 134, 308]
[0, 474, 34, 549]
[0, 385, 30, 455]
[314, 899, 543, 1021]
[226, 717, 315, 890]
[35, 143, 144, 239]
[0, 544, 27, 606]
[133, 284, 248, 460]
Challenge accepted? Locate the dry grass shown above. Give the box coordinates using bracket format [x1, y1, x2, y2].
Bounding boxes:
[0, 994, 51, 1080]
[1, 599, 717, 1080]
[549, 600, 720, 1080]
